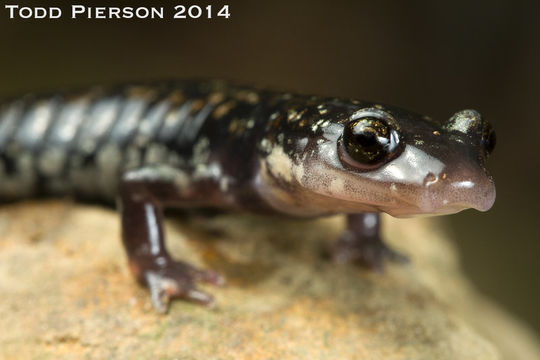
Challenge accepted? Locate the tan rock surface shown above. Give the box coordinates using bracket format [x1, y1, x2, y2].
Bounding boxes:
[0, 201, 539, 359]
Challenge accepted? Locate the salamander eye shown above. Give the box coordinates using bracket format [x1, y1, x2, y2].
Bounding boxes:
[444, 109, 495, 158]
[339, 109, 403, 169]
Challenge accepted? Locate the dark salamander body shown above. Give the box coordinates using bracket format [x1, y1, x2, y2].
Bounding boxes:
[0, 80, 496, 312]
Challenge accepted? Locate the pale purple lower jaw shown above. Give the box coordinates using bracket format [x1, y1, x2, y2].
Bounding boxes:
[383, 195, 496, 218]
[395, 178, 496, 216]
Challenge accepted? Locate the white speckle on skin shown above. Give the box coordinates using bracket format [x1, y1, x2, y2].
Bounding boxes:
[310, 119, 330, 133]
[329, 177, 345, 194]
[263, 144, 306, 185]
[260, 138, 272, 153]
[452, 180, 474, 189]
[207, 163, 222, 178]
[293, 161, 305, 182]
[193, 160, 234, 190]
[287, 110, 297, 121]
[265, 146, 294, 182]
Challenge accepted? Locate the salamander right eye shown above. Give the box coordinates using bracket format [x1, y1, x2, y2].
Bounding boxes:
[339, 109, 403, 169]
[443, 109, 495, 158]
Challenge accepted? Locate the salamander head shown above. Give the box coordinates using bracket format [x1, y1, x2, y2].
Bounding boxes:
[257, 99, 496, 217]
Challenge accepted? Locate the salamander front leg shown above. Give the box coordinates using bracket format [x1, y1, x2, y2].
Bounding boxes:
[332, 213, 409, 272]
[118, 174, 224, 313]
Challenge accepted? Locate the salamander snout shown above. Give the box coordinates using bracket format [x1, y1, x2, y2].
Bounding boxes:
[417, 165, 496, 214]
[406, 109, 496, 215]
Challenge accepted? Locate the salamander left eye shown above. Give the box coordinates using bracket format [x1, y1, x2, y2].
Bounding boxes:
[339, 110, 403, 169]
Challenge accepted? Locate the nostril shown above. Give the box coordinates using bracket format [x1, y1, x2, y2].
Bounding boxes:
[423, 172, 439, 187]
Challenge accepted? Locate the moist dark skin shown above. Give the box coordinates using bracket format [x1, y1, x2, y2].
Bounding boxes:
[0, 80, 496, 312]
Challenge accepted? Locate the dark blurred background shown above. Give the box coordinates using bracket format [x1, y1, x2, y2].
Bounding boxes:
[1, 0, 539, 334]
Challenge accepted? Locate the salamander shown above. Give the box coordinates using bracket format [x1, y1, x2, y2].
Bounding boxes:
[0, 79, 496, 313]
